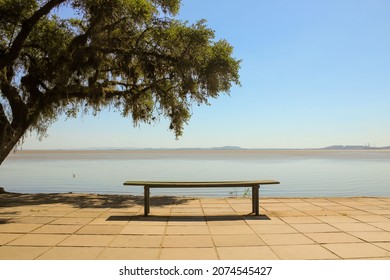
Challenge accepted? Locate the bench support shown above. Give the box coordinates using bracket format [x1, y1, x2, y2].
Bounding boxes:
[143, 184, 262, 216]
[144, 186, 150, 216]
[252, 185, 260, 215]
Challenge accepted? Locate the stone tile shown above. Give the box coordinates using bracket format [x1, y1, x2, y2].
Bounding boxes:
[104, 209, 141, 214]
[262, 205, 295, 211]
[14, 216, 57, 224]
[121, 225, 166, 235]
[324, 243, 390, 259]
[159, 248, 218, 260]
[98, 248, 159, 260]
[336, 201, 368, 207]
[337, 210, 372, 216]
[291, 223, 339, 233]
[33, 224, 82, 234]
[168, 216, 205, 222]
[209, 225, 254, 235]
[271, 244, 339, 260]
[0, 223, 42, 233]
[244, 216, 286, 225]
[44, 207, 77, 212]
[37, 247, 104, 260]
[110, 235, 163, 248]
[230, 207, 254, 214]
[351, 215, 390, 223]
[368, 222, 390, 231]
[350, 231, 390, 242]
[0, 233, 23, 245]
[89, 217, 129, 225]
[217, 246, 279, 260]
[373, 242, 390, 252]
[172, 200, 199, 206]
[130, 217, 168, 226]
[250, 224, 298, 234]
[163, 235, 214, 248]
[309, 200, 340, 207]
[76, 225, 125, 235]
[30, 211, 72, 217]
[65, 211, 103, 218]
[302, 210, 341, 216]
[149, 209, 172, 216]
[201, 203, 232, 208]
[367, 209, 390, 215]
[280, 216, 322, 224]
[8, 234, 69, 246]
[332, 223, 382, 232]
[171, 208, 204, 214]
[354, 198, 385, 204]
[203, 209, 236, 215]
[213, 235, 265, 247]
[324, 206, 355, 211]
[284, 202, 318, 209]
[166, 226, 209, 235]
[73, 208, 107, 213]
[363, 256, 390, 260]
[168, 220, 207, 226]
[200, 198, 228, 204]
[306, 232, 363, 244]
[100, 211, 139, 218]
[172, 201, 200, 208]
[260, 233, 315, 245]
[265, 210, 307, 217]
[51, 217, 94, 225]
[0, 246, 49, 260]
[317, 216, 359, 223]
[224, 198, 250, 204]
[206, 219, 247, 226]
[58, 235, 115, 247]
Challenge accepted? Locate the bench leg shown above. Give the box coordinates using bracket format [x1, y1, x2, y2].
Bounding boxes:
[252, 185, 260, 215]
[144, 186, 150, 216]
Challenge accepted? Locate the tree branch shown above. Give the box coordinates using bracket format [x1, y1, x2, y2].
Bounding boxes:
[0, 0, 66, 69]
[0, 70, 28, 122]
[0, 102, 10, 127]
[53, 85, 125, 103]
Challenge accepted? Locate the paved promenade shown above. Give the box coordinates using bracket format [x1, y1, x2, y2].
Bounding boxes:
[1, 193, 390, 260]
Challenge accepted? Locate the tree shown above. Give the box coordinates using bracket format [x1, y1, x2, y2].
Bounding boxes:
[0, 0, 240, 164]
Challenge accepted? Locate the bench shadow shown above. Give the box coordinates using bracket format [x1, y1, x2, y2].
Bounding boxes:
[105, 214, 271, 222]
[0, 218, 15, 224]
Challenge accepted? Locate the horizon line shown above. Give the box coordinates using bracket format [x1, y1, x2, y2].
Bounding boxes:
[16, 145, 390, 151]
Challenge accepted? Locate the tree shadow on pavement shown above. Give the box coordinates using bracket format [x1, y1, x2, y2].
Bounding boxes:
[0, 192, 193, 209]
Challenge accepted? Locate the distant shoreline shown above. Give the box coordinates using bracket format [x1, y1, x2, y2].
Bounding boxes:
[11, 145, 390, 152]
[6, 148, 390, 161]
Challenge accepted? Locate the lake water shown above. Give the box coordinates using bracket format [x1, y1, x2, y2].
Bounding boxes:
[1, 149, 390, 197]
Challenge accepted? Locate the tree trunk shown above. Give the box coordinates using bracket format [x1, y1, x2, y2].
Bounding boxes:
[0, 122, 30, 165]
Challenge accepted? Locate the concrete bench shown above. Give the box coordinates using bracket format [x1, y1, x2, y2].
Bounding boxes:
[123, 180, 280, 216]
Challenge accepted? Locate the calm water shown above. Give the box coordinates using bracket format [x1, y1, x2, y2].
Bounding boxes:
[1, 149, 390, 197]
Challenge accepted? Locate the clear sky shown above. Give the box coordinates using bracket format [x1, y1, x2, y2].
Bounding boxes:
[22, 0, 390, 149]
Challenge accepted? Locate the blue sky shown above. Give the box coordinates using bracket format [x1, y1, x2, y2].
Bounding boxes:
[23, 0, 390, 149]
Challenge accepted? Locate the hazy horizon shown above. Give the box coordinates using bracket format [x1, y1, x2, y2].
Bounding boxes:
[10, 144, 390, 152]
